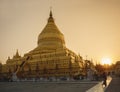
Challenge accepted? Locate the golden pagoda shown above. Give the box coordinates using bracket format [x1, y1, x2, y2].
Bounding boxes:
[0, 11, 83, 79]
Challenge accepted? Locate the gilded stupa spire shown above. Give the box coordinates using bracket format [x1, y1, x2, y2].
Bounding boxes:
[48, 9, 54, 23]
[50, 10, 52, 17]
[50, 6, 53, 17]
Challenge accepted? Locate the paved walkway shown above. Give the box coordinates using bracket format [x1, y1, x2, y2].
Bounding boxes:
[105, 76, 120, 92]
[0, 81, 97, 92]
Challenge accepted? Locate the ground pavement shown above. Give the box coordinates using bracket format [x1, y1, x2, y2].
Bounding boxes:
[0, 76, 113, 92]
[0, 81, 97, 92]
[105, 76, 120, 92]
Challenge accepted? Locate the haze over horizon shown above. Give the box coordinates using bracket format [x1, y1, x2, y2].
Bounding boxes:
[0, 0, 120, 64]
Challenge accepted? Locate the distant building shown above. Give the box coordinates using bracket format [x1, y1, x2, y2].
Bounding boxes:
[115, 61, 120, 76]
[0, 11, 84, 80]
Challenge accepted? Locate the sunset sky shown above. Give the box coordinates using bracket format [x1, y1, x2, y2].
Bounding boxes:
[0, 0, 120, 64]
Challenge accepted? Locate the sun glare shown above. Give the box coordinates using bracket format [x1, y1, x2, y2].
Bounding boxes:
[101, 58, 112, 65]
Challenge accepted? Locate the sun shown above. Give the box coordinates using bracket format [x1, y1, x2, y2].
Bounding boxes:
[101, 57, 112, 65]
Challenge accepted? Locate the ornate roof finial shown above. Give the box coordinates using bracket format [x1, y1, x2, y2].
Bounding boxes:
[16, 49, 19, 56]
[8, 56, 10, 60]
[13, 49, 21, 59]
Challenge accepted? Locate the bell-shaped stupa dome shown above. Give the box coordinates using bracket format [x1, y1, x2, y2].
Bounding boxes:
[38, 11, 65, 49]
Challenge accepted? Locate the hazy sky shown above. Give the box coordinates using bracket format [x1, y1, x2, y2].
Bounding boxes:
[0, 0, 120, 64]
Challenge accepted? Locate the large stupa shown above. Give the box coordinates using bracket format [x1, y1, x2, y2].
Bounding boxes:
[0, 11, 84, 79]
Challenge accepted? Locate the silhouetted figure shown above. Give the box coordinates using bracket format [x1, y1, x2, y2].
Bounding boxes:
[102, 72, 107, 87]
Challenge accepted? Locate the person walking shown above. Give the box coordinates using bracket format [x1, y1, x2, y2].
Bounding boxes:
[102, 72, 107, 87]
